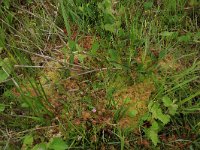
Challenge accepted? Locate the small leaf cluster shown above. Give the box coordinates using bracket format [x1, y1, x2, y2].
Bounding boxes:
[144, 96, 178, 146]
[22, 135, 68, 150]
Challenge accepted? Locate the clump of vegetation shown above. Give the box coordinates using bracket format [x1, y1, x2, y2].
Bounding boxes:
[0, 0, 200, 149]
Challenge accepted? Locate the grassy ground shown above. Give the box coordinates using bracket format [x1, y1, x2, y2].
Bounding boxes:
[0, 0, 200, 149]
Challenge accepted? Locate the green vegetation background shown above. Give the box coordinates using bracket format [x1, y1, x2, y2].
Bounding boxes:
[0, 0, 199, 149]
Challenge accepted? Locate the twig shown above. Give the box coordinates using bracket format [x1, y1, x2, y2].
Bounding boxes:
[0, 74, 23, 84]
[14, 64, 81, 71]
[67, 67, 121, 79]
[2, 68, 19, 88]
[0, 125, 59, 139]
[7, 45, 89, 69]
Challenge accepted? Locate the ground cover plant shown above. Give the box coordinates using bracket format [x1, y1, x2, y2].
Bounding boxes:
[0, 0, 200, 149]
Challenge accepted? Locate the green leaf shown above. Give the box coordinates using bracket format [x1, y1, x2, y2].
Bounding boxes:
[23, 134, 33, 146]
[160, 31, 174, 37]
[76, 43, 83, 52]
[104, 24, 115, 33]
[91, 42, 99, 55]
[162, 97, 178, 115]
[3, 0, 11, 9]
[151, 121, 159, 131]
[48, 137, 68, 150]
[145, 121, 160, 146]
[157, 110, 170, 124]
[168, 104, 178, 115]
[128, 109, 138, 118]
[103, 0, 112, 9]
[141, 112, 151, 121]
[68, 40, 76, 51]
[147, 129, 159, 146]
[160, 31, 178, 40]
[124, 97, 131, 104]
[144, 2, 153, 10]
[0, 104, 5, 112]
[5, 12, 14, 25]
[150, 103, 170, 124]
[104, 12, 115, 23]
[158, 113, 170, 125]
[32, 143, 47, 150]
[108, 49, 120, 64]
[148, 101, 154, 110]
[178, 35, 191, 43]
[77, 54, 86, 63]
[0, 70, 9, 83]
[162, 96, 172, 107]
[2, 58, 13, 75]
[21, 102, 30, 108]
